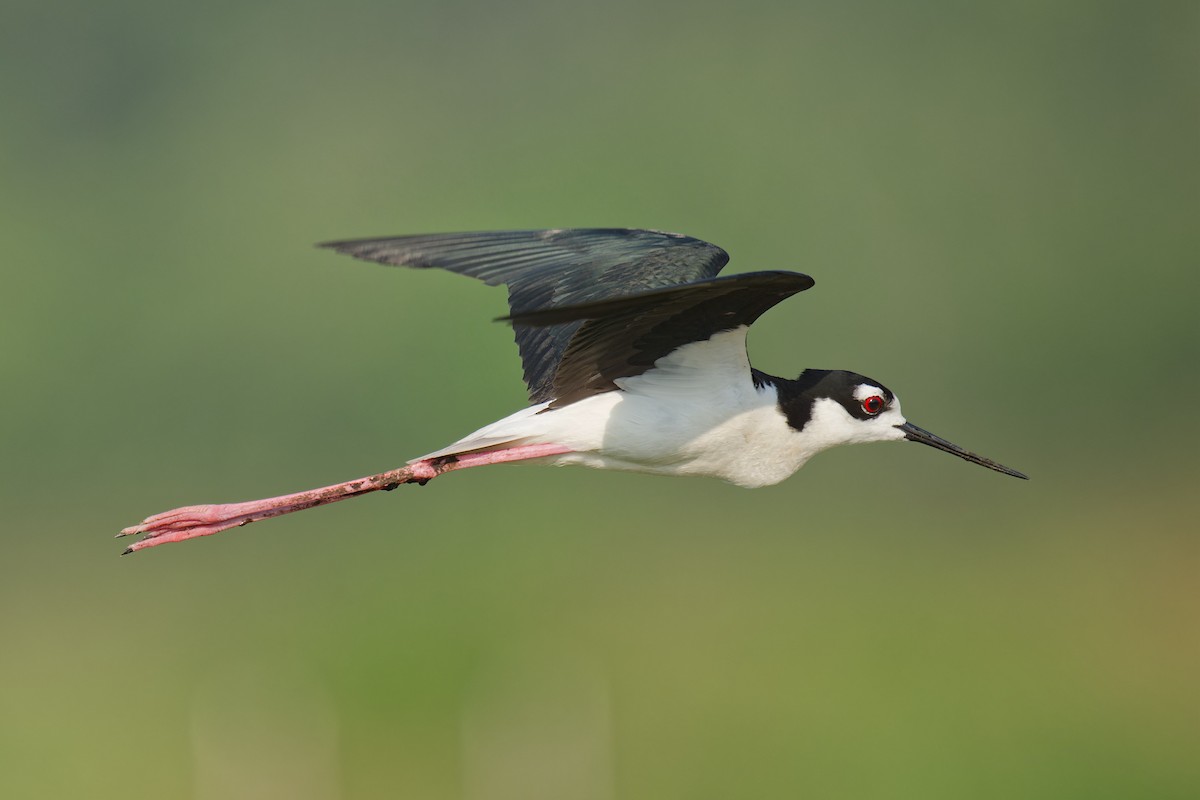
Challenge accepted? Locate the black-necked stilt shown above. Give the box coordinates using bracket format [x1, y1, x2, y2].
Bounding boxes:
[121, 229, 1026, 553]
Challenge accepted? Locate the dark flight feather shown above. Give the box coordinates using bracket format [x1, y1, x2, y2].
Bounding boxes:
[320, 229, 729, 402]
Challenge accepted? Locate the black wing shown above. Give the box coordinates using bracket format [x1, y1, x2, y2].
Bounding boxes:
[503, 271, 815, 407]
[319, 229, 729, 403]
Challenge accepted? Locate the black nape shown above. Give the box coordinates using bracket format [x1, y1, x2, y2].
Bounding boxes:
[770, 369, 894, 431]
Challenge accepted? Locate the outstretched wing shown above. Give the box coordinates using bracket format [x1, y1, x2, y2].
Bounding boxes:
[503, 271, 815, 407]
[320, 229, 730, 403]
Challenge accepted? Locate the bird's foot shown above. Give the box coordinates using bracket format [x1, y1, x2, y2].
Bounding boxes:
[117, 502, 263, 553]
[117, 464, 438, 554]
[117, 444, 573, 555]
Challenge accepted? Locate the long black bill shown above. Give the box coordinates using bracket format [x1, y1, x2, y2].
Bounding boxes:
[897, 422, 1028, 479]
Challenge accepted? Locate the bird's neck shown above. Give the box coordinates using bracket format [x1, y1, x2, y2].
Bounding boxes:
[752, 368, 827, 433]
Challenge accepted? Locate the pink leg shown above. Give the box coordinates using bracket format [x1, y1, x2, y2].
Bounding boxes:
[118, 443, 572, 554]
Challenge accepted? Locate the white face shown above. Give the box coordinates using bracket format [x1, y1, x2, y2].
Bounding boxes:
[803, 383, 909, 452]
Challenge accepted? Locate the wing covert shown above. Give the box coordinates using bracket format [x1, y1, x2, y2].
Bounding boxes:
[503, 271, 814, 406]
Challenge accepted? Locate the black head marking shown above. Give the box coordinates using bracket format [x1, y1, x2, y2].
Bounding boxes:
[771, 369, 895, 431]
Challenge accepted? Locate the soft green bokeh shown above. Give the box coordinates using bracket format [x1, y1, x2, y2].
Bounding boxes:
[2, 1, 1197, 797]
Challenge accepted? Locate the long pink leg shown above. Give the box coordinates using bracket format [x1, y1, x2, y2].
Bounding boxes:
[118, 443, 573, 554]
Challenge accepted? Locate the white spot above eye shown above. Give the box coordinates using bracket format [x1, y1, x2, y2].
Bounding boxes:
[853, 384, 886, 403]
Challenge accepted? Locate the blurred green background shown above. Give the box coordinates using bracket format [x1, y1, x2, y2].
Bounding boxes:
[2, 0, 1197, 797]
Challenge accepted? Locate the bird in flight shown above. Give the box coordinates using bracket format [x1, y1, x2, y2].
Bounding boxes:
[120, 229, 1026, 553]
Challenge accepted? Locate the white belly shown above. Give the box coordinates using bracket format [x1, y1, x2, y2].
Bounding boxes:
[416, 328, 816, 488]
[541, 389, 809, 488]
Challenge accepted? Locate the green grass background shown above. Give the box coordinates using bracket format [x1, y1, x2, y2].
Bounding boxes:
[2, 1, 1197, 797]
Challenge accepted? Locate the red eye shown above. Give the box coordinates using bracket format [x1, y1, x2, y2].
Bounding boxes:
[862, 395, 885, 415]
